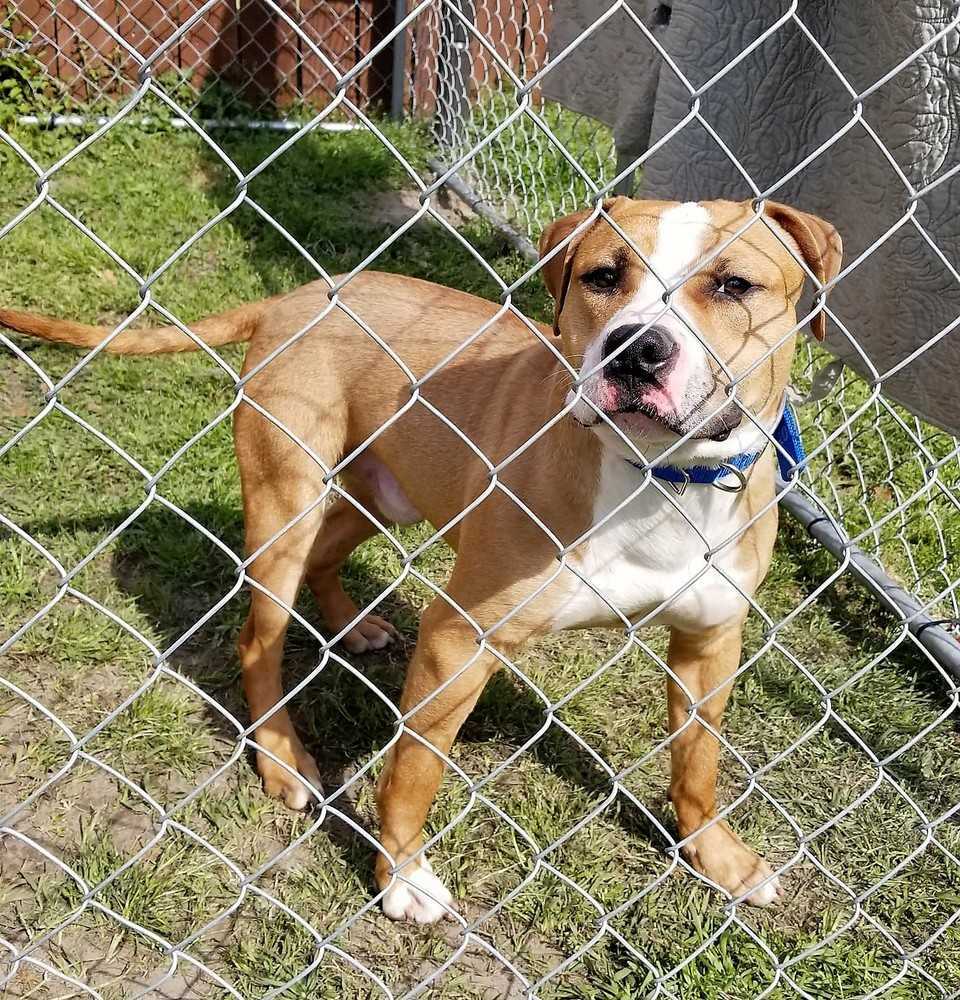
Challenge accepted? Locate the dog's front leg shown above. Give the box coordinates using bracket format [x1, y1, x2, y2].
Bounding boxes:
[375, 597, 503, 924]
[666, 622, 782, 906]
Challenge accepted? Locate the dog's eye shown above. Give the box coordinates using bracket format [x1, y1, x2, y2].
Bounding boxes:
[716, 275, 755, 299]
[581, 266, 621, 291]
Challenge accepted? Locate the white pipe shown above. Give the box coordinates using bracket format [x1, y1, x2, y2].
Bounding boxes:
[15, 114, 362, 132]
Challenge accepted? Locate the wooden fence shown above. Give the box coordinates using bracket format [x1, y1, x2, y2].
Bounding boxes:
[5, 1, 552, 116]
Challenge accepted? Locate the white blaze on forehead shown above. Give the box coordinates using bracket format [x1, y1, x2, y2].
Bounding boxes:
[631, 202, 715, 412]
[643, 201, 713, 299]
[597, 201, 715, 333]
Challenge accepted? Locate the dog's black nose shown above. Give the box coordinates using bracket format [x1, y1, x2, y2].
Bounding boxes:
[602, 324, 678, 379]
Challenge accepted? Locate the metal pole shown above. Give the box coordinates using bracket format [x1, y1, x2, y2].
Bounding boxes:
[427, 157, 539, 261]
[614, 147, 636, 197]
[390, 0, 408, 120]
[779, 483, 960, 681]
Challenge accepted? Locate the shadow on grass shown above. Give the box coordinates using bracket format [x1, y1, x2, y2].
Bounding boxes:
[19, 487, 670, 894]
[760, 517, 960, 807]
[184, 116, 550, 314]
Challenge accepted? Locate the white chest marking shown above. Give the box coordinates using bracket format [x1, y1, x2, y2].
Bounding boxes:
[551, 454, 756, 632]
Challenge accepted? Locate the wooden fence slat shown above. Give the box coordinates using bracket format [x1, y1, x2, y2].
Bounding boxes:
[524, 0, 550, 80]
[301, 1, 355, 105]
[10, 1, 64, 93]
[176, 2, 238, 92]
[410, 3, 440, 115]
[12, 1, 128, 103]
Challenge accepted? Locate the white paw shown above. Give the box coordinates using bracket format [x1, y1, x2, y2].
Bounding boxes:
[682, 822, 783, 909]
[742, 872, 781, 907]
[341, 614, 398, 654]
[381, 858, 456, 924]
[276, 780, 309, 811]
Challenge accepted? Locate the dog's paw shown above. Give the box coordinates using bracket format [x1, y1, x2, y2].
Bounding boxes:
[340, 613, 398, 654]
[742, 869, 781, 907]
[257, 740, 323, 811]
[381, 858, 456, 924]
[682, 821, 782, 907]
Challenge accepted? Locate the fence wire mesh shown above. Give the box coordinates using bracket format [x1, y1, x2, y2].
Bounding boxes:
[2, 2, 960, 999]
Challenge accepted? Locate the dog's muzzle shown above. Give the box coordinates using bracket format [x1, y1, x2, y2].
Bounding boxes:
[602, 323, 678, 385]
[593, 323, 741, 442]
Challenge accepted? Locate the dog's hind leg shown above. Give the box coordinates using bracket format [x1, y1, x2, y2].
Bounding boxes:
[305, 488, 398, 655]
[235, 403, 340, 810]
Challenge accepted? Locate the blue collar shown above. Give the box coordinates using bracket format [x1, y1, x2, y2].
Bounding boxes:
[626, 403, 806, 494]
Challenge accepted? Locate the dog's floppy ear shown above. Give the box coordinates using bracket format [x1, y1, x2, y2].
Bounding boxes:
[764, 202, 842, 341]
[539, 197, 628, 336]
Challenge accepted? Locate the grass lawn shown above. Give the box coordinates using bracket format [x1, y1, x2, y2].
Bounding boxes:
[1, 103, 960, 1000]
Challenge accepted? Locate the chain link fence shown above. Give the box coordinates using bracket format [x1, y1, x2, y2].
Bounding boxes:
[2, 2, 960, 998]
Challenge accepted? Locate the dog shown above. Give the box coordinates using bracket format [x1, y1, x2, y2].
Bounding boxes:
[0, 197, 841, 924]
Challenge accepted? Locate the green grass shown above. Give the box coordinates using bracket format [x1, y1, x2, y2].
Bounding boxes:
[449, 91, 621, 235]
[1, 108, 959, 1000]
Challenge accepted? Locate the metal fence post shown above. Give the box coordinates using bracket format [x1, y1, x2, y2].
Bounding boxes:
[614, 148, 637, 196]
[390, 0, 408, 120]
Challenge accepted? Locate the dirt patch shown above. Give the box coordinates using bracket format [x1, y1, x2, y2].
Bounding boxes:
[359, 186, 475, 232]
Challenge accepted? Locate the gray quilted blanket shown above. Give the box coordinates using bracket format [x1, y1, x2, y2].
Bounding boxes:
[543, 1, 960, 437]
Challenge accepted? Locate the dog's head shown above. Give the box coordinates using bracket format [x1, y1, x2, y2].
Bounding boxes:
[538, 198, 842, 461]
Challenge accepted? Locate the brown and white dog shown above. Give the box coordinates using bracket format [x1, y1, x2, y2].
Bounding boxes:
[0, 197, 841, 923]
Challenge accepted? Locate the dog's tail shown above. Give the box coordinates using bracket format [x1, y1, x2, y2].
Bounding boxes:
[0, 297, 271, 356]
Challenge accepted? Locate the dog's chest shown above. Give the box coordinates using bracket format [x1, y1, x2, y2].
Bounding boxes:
[550, 457, 755, 632]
